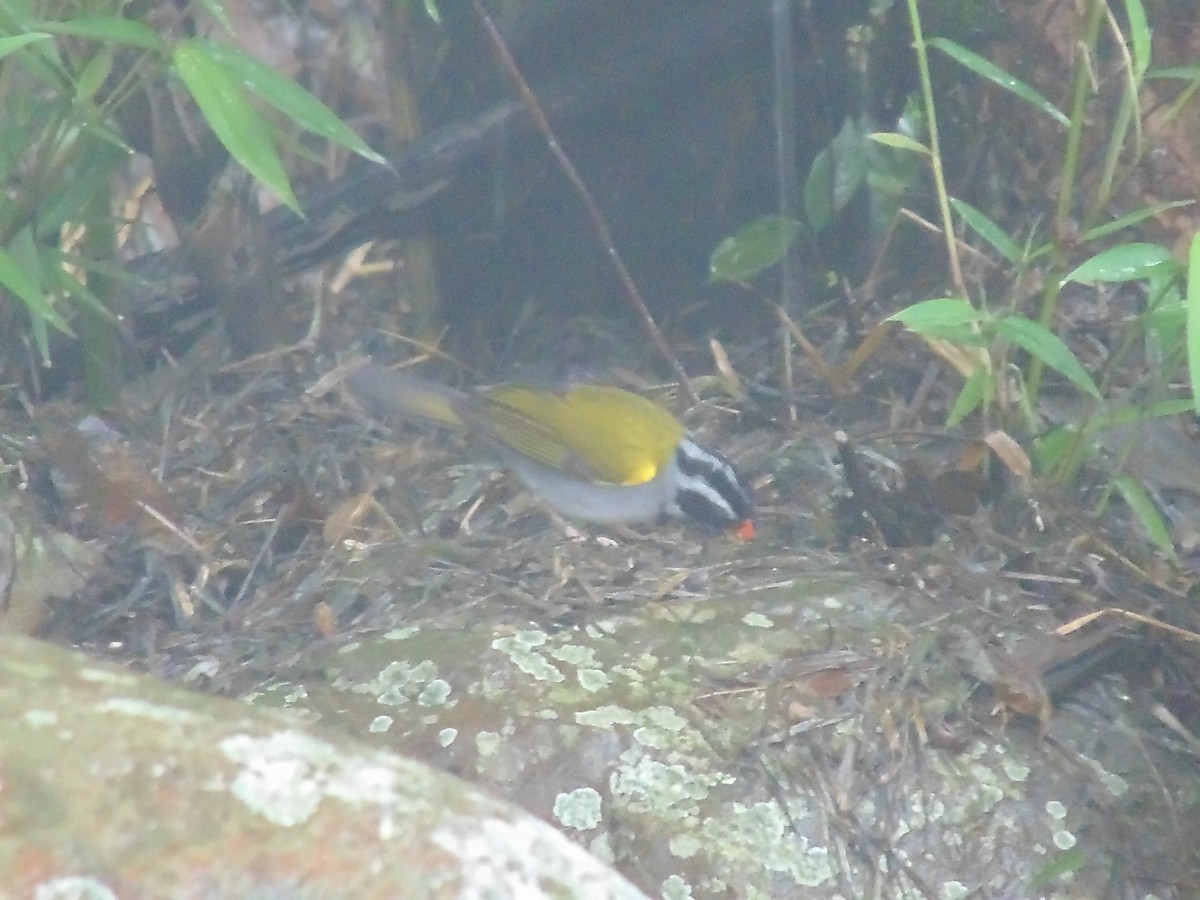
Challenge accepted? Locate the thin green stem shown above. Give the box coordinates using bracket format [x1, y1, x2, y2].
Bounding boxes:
[1085, 5, 1142, 229]
[905, 0, 963, 297]
[1031, 0, 1106, 402]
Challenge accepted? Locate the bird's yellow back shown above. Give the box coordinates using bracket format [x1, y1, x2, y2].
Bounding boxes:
[479, 384, 685, 486]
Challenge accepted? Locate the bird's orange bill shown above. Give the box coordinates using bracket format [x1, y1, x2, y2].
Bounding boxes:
[737, 519, 756, 540]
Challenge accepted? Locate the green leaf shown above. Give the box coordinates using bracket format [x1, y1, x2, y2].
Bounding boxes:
[1188, 232, 1200, 414]
[35, 134, 130, 238]
[1112, 476, 1176, 560]
[1081, 200, 1195, 242]
[887, 297, 984, 343]
[0, 231, 74, 362]
[803, 118, 870, 233]
[949, 197, 1022, 264]
[33, 16, 164, 52]
[867, 131, 929, 154]
[1034, 425, 1077, 474]
[191, 0, 236, 35]
[0, 237, 46, 312]
[172, 39, 300, 213]
[863, 111, 924, 236]
[422, 0, 442, 24]
[74, 45, 113, 105]
[1146, 298, 1185, 354]
[929, 37, 1069, 127]
[1123, 0, 1151, 81]
[1061, 243, 1179, 284]
[1087, 398, 1197, 430]
[888, 300, 979, 331]
[946, 366, 987, 427]
[45, 253, 116, 321]
[708, 215, 802, 284]
[0, 25, 68, 89]
[1147, 65, 1200, 80]
[1028, 847, 1087, 888]
[803, 143, 834, 232]
[829, 118, 867, 216]
[197, 42, 386, 166]
[995, 315, 1101, 398]
[0, 32, 51, 61]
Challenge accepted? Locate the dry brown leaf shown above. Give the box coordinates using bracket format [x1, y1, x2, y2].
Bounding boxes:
[983, 430, 1032, 478]
[324, 491, 375, 544]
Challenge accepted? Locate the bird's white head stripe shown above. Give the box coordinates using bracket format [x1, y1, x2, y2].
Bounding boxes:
[671, 438, 753, 526]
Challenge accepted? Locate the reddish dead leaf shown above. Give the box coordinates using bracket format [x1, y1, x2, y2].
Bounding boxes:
[802, 667, 856, 699]
[42, 420, 179, 538]
[992, 675, 1052, 726]
[324, 491, 374, 544]
[313, 600, 336, 637]
[957, 439, 991, 471]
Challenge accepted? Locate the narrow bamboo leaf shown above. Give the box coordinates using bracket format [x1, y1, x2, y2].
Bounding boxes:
[868, 132, 929, 154]
[708, 216, 802, 284]
[1082, 200, 1194, 242]
[1034, 425, 1076, 474]
[198, 42, 385, 165]
[36, 137, 129, 238]
[996, 315, 1101, 398]
[1146, 299, 1185, 354]
[887, 297, 982, 332]
[929, 38, 1069, 127]
[1112, 476, 1176, 560]
[45, 253, 115, 321]
[946, 367, 987, 427]
[949, 197, 1021, 264]
[1084, 398, 1196, 430]
[34, 17, 164, 51]
[74, 45, 113, 104]
[0, 244, 46, 313]
[0, 27, 68, 87]
[0, 235, 74, 362]
[1122, 0, 1151, 81]
[172, 40, 300, 213]
[1187, 232, 1200, 413]
[59, 249, 149, 285]
[1061, 243, 1179, 284]
[0, 32, 50, 60]
[1147, 66, 1200, 80]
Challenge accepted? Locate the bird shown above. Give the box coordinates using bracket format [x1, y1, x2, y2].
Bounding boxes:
[346, 364, 755, 537]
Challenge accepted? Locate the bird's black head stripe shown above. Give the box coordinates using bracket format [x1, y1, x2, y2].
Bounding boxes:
[674, 442, 753, 525]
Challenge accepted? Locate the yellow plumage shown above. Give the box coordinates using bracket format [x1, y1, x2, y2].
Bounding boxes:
[346, 367, 685, 486]
[346, 363, 754, 533]
[479, 384, 684, 485]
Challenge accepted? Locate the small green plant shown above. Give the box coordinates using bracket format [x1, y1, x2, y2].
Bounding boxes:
[875, 0, 1200, 555]
[711, 0, 1200, 555]
[707, 109, 922, 289]
[0, 0, 385, 397]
